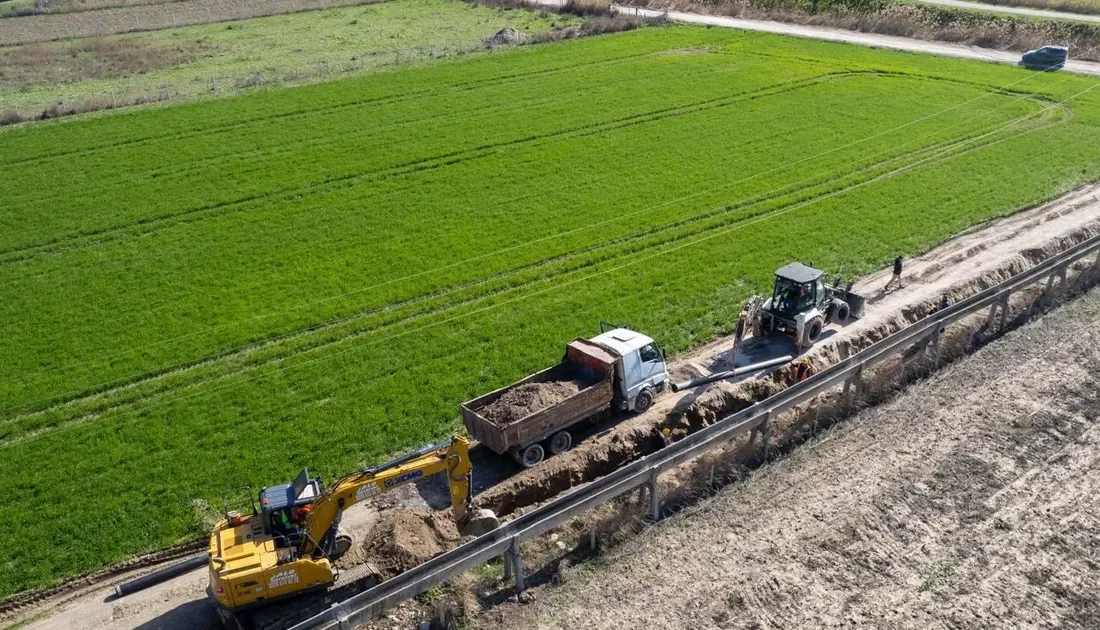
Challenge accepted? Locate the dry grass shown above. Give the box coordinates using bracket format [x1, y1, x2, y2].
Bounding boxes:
[624, 0, 1100, 60]
[966, 0, 1100, 17]
[0, 0, 387, 45]
[0, 37, 204, 85]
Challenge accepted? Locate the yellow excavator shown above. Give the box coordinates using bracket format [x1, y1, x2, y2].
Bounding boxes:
[206, 436, 498, 627]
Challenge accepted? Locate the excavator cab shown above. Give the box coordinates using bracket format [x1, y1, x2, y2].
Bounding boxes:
[259, 469, 320, 550]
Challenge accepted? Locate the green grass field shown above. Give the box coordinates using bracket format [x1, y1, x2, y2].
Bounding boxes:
[0, 0, 571, 115]
[3, 24, 1100, 597]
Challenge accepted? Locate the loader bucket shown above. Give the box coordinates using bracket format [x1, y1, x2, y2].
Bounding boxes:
[843, 291, 866, 319]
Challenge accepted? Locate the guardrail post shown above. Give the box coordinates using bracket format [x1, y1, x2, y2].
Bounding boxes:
[648, 470, 660, 522]
[760, 411, 772, 460]
[929, 328, 942, 369]
[502, 550, 512, 581]
[842, 366, 862, 414]
[999, 293, 1010, 330]
[509, 537, 525, 592]
[334, 604, 350, 630]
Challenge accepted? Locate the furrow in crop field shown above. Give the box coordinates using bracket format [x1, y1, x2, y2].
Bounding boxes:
[0, 71, 860, 265]
[0, 56, 849, 260]
[4, 24, 1100, 597]
[0, 92, 1060, 444]
[0, 43, 692, 171]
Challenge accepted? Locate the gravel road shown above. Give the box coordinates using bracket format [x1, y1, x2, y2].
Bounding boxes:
[493, 286, 1100, 630]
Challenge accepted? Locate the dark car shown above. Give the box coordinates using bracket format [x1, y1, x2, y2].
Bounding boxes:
[1020, 45, 1068, 70]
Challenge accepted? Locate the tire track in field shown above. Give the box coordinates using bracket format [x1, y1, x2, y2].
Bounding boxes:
[4, 56, 737, 228]
[2, 101, 1064, 444]
[0, 47, 680, 169]
[3, 85, 1064, 414]
[0, 71, 868, 268]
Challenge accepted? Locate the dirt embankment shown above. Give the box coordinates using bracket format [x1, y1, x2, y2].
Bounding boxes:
[476, 184, 1100, 518]
[490, 283, 1100, 630]
[337, 509, 460, 579]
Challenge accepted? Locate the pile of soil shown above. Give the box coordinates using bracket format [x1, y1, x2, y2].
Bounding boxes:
[339, 509, 459, 578]
[484, 26, 526, 47]
[480, 380, 584, 425]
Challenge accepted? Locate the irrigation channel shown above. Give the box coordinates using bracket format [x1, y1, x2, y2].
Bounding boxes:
[277, 231, 1100, 629]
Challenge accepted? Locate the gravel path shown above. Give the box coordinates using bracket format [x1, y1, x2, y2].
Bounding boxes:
[494, 287, 1100, 630]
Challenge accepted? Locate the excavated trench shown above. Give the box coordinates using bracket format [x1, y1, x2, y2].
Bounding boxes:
[475, 211, 1100, 520]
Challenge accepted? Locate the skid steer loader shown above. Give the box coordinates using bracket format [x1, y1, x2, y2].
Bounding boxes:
[737, 262, 866, 352]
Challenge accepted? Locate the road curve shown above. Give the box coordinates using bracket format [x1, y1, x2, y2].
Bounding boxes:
[613, 5, 1100, 76]
[913, 0, 1100, 24]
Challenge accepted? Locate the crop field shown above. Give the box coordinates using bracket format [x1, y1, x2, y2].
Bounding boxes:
[0, 0, 570, 117]
[3, 25, 1100, 597]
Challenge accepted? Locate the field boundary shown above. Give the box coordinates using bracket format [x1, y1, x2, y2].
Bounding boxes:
[284, 230, 1100, 630]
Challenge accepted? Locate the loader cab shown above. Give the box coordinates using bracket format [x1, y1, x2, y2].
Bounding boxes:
[590, 328, 669, 412]
[259, 468, 321, 548]
[770, 263, 825, 317]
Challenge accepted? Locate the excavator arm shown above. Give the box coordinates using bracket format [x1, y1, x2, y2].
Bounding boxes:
[300, 436, 494, 556]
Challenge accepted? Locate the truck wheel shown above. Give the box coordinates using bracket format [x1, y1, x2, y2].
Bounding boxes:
[548, 430, 572, 455]
[634, 389, 654, 414]
[803, 317, 824, 348]
[834, 302, 850, 324]
[517, 444, 545, 468]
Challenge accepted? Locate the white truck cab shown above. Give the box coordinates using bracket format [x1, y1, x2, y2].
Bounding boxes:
[590, 328, 669, 413]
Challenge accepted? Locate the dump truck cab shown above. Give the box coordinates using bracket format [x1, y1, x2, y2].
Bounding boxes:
[757, 262, 862, 350]
[590, 327, 669, 413]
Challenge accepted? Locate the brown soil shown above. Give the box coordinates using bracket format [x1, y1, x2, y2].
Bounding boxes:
[475, 183, 1100, 520]
[478, 380, 584, 425]
[0, 0, 384, 46]
[488, 285, 1100, 630]
[340, 509, 460, 579]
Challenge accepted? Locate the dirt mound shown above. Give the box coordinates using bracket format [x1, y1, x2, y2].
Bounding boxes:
[480, 380, 583, 425]
[484, 26, 526, 47]
[338, 509, 459, 578]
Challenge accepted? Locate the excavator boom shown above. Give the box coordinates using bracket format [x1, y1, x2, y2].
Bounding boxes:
[207, 436, 498, 622]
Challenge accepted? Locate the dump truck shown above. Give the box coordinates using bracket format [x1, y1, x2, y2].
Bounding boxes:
[739, 262, 866, 352]
[461, 327, 669, 467]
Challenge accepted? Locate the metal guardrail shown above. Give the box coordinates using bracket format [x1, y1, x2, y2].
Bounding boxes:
[290, 233, 1100, 630]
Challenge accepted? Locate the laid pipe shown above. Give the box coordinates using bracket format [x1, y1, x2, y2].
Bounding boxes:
[671, 355, 793, 392]
[114, 553, 208, 598]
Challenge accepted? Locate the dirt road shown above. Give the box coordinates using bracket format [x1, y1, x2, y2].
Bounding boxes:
[492, 284, 1100, 630]
[613, 5, 1100, 76]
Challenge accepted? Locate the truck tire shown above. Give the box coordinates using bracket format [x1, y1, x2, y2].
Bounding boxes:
[548, 430, 572, 455]
[634, 388, 654, 414]
[803, 317, 824, 348]
[516, 444, 545, 468]
[834, 302, 850, 324]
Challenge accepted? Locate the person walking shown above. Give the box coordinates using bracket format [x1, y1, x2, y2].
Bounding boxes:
[883, 256, 904, 292]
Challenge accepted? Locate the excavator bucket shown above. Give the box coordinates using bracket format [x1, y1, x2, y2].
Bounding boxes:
[460, 509, 500, 537]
